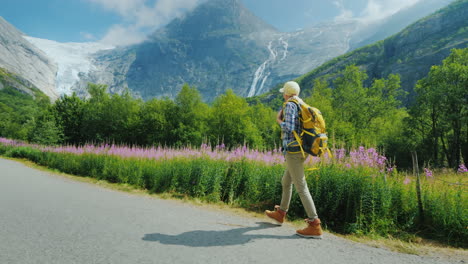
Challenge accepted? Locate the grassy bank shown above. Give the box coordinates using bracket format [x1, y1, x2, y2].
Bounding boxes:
[0, 139, 466, 247]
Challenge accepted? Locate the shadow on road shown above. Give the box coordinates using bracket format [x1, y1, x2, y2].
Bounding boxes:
[142, 222, 299, 247]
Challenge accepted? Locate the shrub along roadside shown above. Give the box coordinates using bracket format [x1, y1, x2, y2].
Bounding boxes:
[0, 144, 465, 247]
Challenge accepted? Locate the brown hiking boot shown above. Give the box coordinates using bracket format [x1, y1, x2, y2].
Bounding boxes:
[296, 218, 323, 239]
[265, 205, 286, 225]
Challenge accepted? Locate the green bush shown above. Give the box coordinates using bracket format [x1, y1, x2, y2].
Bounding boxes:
[422, 182, 467, 245]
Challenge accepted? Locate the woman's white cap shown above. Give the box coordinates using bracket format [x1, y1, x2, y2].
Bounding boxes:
[279, 81, 300, 96]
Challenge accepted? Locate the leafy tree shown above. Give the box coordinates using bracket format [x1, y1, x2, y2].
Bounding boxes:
[137, 98, 177, 146]
[333, 65, 368, 125]
[53, 93, 85, 145]
[28, 106, 63, 145]
[0, 86, 49, 140]
[80, 84, 141, 144]
[208, 89, 263, 148]
[330, 65, 407, 148]
[366, 74, 404, 122]
[248, 103, 280, 150]
[0, 102, 13, 137]
[172, 84, 209, 147]
[305, 77, 338, 146]
[106, 89, 142, 144]
[332, 65, 369, 146]
[411, 48, 468, 168]
[80, 83, 110, 143]
[365, 74, 407, 147]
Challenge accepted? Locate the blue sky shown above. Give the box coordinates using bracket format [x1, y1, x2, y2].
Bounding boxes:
[0, 0, 423, 45]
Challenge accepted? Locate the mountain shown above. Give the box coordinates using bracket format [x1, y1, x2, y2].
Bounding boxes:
[290, 0, 468, 105]
[71, 0, 358, 101]
[0, 0, 458, 102]
[0, 17, 57, 100]
[73, 0, 456, 101]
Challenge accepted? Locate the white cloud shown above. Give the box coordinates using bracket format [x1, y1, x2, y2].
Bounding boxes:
[333, 0, 423, 23]
[99, 25, 147, 46]
[358, 0, 422, 23]
[86, 0, 146, 17]
[333, 0, 354, 22]
[86, 0, 202, 46]
[80, 32, 96, 41]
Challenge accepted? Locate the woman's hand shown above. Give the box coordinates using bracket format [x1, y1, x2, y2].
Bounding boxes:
[276, 109, 283, 125]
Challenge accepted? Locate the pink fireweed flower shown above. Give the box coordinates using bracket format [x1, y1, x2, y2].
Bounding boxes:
[0, 137, 19, 146]
[333, 148, 346, 161]
[458, 164, 468, 173]
[349, 146, 388, 171]
[424, 168, 433, 179]
[215, 143, 226, 150]
[200, 143, 209, 152]
[0, 138, 387, 168]
[403, 177, 411, 185]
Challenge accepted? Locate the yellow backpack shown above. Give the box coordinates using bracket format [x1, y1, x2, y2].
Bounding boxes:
[284, 98, 331, 158]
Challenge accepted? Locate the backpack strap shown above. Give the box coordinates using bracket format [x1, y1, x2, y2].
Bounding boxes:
[292, 130, 306, 158]
[287, 98, 307, 158]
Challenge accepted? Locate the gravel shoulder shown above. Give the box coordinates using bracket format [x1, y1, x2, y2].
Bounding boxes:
[0, 157, 465, 264]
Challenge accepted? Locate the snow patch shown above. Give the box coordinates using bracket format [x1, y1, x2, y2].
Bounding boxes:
[23, 36, 114, 96]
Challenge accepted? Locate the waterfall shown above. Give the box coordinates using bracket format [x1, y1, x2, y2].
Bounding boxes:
[247, 36, 290, 97]
[247, 59, 268, 97]
[279, 37, 288, 61]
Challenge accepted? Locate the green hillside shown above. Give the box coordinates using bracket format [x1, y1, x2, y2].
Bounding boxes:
[0, 67, 50, 140]
[266, 0, 468, 106]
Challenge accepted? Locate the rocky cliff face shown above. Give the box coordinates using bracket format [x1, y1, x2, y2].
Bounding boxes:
[262, 21, 358, 94]
[121, 0, 278, 101]
[0, 17, 58, 100]
[69, 46, 135, 98]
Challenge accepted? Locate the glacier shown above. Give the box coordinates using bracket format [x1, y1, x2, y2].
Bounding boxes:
[23, 36, 114, 96]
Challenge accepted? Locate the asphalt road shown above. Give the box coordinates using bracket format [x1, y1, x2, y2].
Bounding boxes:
[0, 157, 462, 264]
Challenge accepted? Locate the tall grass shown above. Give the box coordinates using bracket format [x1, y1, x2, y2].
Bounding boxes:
[0, 138, 466, 246]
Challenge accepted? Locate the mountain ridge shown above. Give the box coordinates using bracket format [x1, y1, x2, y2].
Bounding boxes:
[0, 17, 57, 100]
[291, 0, 468, 105]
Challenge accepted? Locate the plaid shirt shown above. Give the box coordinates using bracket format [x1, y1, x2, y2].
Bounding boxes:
[280, 101, 301, 149]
